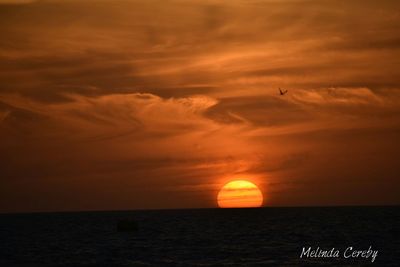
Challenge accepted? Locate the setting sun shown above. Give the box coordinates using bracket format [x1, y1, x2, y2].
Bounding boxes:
[217, 180, 263, 208]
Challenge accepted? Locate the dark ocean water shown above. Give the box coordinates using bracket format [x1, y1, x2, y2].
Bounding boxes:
[1, 207, 399, 266]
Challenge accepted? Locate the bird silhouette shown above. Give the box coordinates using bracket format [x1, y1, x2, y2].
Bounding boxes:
[279, 88, 288, 95]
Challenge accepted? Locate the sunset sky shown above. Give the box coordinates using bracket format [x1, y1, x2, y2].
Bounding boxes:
[1, 0, 399, 212]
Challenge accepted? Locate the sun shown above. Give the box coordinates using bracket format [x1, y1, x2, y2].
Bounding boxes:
[217, 180, 263, 208]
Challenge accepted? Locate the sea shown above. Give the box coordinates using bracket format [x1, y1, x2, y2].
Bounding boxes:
[0, 206, 399, 266]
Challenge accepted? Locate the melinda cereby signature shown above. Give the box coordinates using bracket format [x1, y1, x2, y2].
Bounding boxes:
[300, 246, 378, 263]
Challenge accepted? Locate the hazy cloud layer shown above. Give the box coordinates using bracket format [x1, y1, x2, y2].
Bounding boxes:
[0, 0, 399, 212]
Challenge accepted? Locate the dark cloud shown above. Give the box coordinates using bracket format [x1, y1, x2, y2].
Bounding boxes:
[1, 0, 399, 102]
[205, 95, 311, 126]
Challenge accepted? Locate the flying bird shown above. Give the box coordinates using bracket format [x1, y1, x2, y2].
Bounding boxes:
[279, 88, 288, 95]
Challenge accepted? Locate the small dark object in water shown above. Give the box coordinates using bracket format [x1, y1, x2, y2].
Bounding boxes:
[117, 219, 138, 232]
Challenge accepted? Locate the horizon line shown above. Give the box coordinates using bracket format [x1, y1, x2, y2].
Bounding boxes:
[1, 204, 399, 215]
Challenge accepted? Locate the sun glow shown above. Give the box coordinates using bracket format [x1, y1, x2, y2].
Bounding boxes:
[217, 180, 263, 208]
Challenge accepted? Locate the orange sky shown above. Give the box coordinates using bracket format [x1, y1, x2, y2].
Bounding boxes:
[0, 0, 400, 212]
